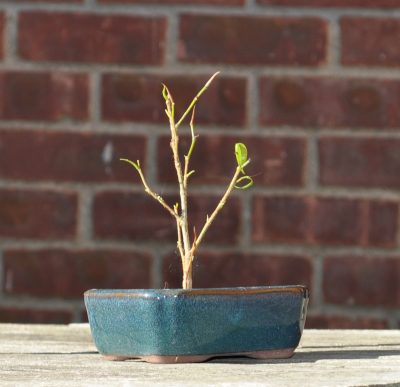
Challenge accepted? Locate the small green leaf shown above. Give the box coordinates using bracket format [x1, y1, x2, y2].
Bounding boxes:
[234, 175, 253, 190]
[235, 143, 249, 172]
[162, 84, 168, 101]
[120, 158, 141, 172]
[162, 84, 174, 104]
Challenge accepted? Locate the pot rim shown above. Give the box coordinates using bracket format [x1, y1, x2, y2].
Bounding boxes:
[84, 285, 309, 298]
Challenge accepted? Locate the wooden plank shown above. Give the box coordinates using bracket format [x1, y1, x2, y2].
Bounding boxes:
[0, 324, 399, 386]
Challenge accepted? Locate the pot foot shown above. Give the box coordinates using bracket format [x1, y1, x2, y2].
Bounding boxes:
[102, 348, 295, 363]
[246, 348, 294, 360]
[103, 355, 130, 361]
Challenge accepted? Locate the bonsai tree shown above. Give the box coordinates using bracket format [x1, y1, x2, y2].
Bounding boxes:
[121, 72, 253, 289]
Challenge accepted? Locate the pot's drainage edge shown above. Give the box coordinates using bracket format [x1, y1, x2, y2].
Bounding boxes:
[103, 348, 295, 363]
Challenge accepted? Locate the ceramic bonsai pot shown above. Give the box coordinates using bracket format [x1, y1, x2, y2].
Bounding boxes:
[84, 285, 309, 363]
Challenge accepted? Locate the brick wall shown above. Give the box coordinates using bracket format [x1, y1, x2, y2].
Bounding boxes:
[0, 0, 399, 329]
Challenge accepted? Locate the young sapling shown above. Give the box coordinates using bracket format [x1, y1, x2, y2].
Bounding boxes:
[121, 72, 253, 289]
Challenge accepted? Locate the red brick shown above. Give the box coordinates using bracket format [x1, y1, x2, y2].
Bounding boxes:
[323, 256, 400, 307]
[178, 14, 327, 66]
[19, 11, 166, 65]
[102, 74, 246, 127]
[3, 249, 152, 298]
[6, 0, 82, 2]
[319, 137, 400, 188]
[259, 77, 400, 128]
[100, 0, 243, 4]
[163, 251, 312, 289]
[258, 0, 400, 6]
[252, 196, 398, 247]
[0, 71, 88, 121]
[157, 135, 306, 187]
[0, 189, 77, 239]
[253, 196, 310, 244]
[368, 201, 399, 247]
[342, 18, 400, 67]
[0, 130, 146, 183]
[0, 307, 73, 324]
[306, 315, 389, 329]
[93, 192, 241, 245]
[313, 198, 363, 246]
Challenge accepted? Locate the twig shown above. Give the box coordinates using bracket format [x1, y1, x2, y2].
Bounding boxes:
[174, 204, 185, 265]
[183, 107, 198, 189]
[120, 158, 178, 221]
[194, 166, 242, 249]
[175, 72, 220, 130]
[165, 91, 192, 258]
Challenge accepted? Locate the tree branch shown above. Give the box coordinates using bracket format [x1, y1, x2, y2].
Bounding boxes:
[165, 93, 192, 257]
[175, 72, 220, 130]
[174, 204, 185, 265]
[194, 166, 242, 249]
[183, 107, 197, 190]
[120, 158, 178, 221]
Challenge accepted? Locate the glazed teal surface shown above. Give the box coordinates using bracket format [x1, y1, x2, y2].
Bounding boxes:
[84, 286, 308, 357]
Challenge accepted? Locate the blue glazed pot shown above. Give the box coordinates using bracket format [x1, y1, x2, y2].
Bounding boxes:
[84, 286, 309, 363]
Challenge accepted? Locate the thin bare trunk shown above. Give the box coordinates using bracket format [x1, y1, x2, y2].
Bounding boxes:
[182, 263, 193, 289]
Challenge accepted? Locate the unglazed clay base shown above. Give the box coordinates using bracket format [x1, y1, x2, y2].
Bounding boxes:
[103, 348, 295, 363]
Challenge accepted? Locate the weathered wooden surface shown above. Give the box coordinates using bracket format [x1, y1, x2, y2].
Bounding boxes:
[0, 324, 399, 386]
